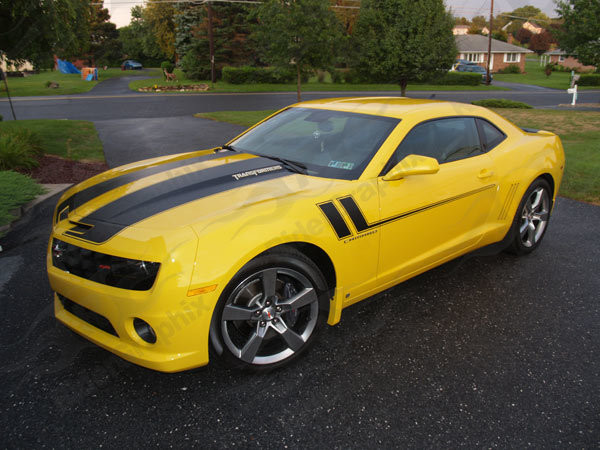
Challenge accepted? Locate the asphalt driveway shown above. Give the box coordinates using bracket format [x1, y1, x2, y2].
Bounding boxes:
[0, 192, 598, 447]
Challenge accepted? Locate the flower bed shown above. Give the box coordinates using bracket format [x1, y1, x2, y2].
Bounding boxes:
[137, 84, 210, 93]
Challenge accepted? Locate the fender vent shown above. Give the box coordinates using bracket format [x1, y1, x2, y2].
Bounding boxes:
[498, 183, 519, 220]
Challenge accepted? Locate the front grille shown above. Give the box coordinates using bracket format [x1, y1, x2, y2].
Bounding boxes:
[58, 294, 119, 337]
[51, 238, 160, 291]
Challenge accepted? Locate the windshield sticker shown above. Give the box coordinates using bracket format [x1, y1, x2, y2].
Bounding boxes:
[328, 161, 355, 170]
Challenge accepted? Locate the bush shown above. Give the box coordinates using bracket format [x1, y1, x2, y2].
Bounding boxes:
[330, 69, 343, 84]
[221, 66, 296, 84]
[0, 128, 44, 170]
[342, 69, 362, 84]
[160, 61, 175, 74]
[428, 72, 482, 85]
[0, 114, 3, 122]
[497, 64, 521, 74]
[179, 53, 220, 81]
[471, 99, 533, 109]
[577, 74, 600, 86]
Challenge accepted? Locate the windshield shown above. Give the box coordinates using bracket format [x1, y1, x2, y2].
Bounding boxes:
[229, 107, 400, 180]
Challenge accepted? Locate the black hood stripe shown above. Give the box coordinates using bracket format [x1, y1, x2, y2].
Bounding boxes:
[63, 157, 291, 244]
[55, 152, 226, 223]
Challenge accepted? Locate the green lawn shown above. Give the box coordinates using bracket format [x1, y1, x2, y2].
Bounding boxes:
[196, 108, 600, 204]
[0, 68, 159, 97]
[129, 69, 507, 93]
[0, 119, 105, 161]
[494, 56, 597, 90]
[0, 170, 45, 229]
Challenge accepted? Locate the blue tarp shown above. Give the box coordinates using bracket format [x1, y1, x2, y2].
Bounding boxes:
[57, 59, 81, 74]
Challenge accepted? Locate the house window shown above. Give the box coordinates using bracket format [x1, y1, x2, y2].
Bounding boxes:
[558, 55, 566, 62]
[504, 53, 521, 63]
[465, 53, 483, 63]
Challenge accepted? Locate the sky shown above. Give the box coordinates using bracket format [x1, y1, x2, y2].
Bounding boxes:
[104, 0, 560, 29]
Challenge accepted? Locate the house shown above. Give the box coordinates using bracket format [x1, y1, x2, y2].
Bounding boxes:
[541, 49, 596, 72]
[522, 21, 543, 34]
[453, 25, 470, 35]
[1, 55, 34, 73]
[455, 34, 533, 73]
[481, 26, 490, 35]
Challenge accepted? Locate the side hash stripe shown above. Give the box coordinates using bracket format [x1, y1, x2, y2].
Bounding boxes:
[318, 202, 352, 239]
[339, 184, 496, 232]
[64, 157, 290, 244]
[55, 152, 226, 223]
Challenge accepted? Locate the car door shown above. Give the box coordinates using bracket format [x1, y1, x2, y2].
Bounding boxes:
[376, 116, 498, 284]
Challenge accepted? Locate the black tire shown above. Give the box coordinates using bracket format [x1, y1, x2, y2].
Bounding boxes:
[506, 178, 553, 255]
[209, 247, 328, 371]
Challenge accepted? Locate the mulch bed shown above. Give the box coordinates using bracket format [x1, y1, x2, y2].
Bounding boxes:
[137, 84, 210, 92]
[18, 155, 109, 184]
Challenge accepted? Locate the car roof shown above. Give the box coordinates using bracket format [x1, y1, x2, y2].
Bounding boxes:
[294, 97, 489, 120]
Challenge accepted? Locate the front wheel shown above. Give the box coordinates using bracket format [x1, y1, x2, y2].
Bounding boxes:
[210, 248, 328, 371]
[507, 178, 552, 255]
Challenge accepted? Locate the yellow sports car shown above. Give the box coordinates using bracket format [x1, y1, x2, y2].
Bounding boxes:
[47, 98, 564, 372]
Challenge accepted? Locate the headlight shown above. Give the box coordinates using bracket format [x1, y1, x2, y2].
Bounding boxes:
[52, 239, 160, 291]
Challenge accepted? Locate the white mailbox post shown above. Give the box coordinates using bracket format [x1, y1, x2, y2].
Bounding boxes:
[567, 84, 578, 106]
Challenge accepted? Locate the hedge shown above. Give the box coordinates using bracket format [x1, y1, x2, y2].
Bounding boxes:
[222, 66, 298, 84]
[471, 99, 533, 109]
[577, 74, 600, 86]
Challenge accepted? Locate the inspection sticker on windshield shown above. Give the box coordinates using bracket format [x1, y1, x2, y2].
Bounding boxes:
[328, 161, 354, 170]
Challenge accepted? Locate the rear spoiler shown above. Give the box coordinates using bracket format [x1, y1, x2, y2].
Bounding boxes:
[521, 127, 556, 136]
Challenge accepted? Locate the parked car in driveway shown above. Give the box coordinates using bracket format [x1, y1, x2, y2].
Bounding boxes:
[48, 98, 564, 372]
[456, 63, 493, 82]
[122, 60, 143, 70]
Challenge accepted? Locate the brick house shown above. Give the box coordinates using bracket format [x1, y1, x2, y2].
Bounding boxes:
[541, 49, 596, 72]
[455, 34, 533, 73]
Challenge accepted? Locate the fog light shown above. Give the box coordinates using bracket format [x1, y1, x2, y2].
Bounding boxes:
[133, 318, 156, 344]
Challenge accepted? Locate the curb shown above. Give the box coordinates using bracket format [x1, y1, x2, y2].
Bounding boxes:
[0, 183, 72, 238]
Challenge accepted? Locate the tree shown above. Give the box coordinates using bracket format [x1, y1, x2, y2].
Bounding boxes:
[353, 0, 456, 96]
[529, 30, 552, 55]
[471, 15, 488, 29]
[555, 0, 600, 67]
[252, 0, 342, 100]
[119, 6, 167, 65]
[144, 0, 177, 60]
[516, 27, 533, 45]
[501, 6, 549, 36]
[87, 1, 121, 66]
[0, 0, 89, 68]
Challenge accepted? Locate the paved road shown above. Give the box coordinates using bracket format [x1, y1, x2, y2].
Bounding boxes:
[0, 193, 598, 447]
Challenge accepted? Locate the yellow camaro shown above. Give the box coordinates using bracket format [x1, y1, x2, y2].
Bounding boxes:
[47, 98, 565, 372]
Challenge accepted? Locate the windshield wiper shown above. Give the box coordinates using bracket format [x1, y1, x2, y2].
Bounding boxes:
[259, 155, 308, 175]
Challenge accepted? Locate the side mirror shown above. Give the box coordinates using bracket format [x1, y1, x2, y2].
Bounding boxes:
[382, 154, 440, 181]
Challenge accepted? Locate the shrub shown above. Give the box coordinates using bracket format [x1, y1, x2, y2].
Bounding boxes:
[342, 69, 362, 84]
[179, 53, 219, 81]
[160, 61, 175, 74]
[0, 114, 3, 122]
[221, 66, 296, 84]
[577, 74, 600, 86]
[471, 99, 533, 109]
[0, 128, 44, 170]
[330, 69, 343, 84]
[428, 72, 482, 85]
[497, 64, 521, 74]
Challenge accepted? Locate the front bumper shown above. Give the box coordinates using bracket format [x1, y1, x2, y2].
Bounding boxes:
[47, 233, 221, 372]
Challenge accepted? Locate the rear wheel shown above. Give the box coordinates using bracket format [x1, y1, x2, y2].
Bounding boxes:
[507, 178, 552, 255]
[211, 248, 328, 371]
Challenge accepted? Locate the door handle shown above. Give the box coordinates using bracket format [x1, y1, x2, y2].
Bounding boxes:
[478, 169, 494, 179]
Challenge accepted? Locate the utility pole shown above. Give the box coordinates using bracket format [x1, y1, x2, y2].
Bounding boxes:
[0, 69, 17, 120]
[207, 1, 216, 83]
[486, 0, 494, 85]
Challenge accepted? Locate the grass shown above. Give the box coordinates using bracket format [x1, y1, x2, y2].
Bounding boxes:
[0, 170, 45, 229]
[0, 120, 105, 161]
[129, 69, 507, 93]
[0, 68, 159, 97]
[196, 108, 600, 204]
[494, 56, 598, 90]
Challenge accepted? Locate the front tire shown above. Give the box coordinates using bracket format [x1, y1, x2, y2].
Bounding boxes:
[210, 248, 328, 371]
[507, 178, 552, 255]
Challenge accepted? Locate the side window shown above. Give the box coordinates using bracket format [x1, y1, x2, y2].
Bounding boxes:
[384, 117, 483, 172]
[477, 118, 506, 151]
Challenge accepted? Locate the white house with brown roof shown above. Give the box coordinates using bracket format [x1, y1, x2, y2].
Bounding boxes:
[455, 34, 533, 73]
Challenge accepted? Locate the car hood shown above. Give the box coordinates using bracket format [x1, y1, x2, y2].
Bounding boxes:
[55, 150, 345, 245]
